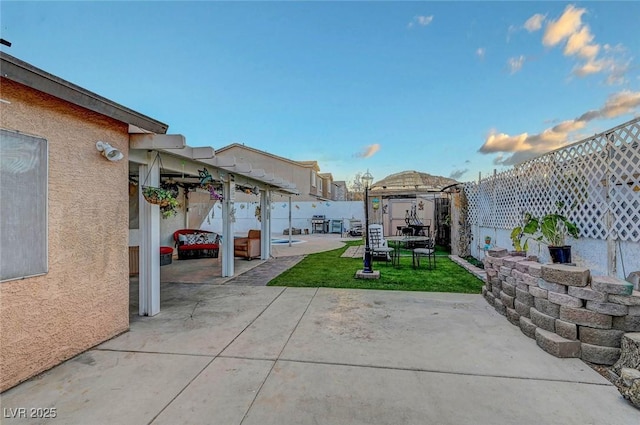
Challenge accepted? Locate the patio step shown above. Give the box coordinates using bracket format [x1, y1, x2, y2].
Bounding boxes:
[225, 256, 305, 286]
[342, 246, 364, 258]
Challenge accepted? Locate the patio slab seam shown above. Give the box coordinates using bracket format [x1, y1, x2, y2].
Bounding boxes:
[146, 286, 290, 424]
[262, 357, 614, 387]
[237, 287, 320, 425]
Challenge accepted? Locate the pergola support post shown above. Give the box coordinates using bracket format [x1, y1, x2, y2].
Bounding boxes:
[260, 189, 271, 259]
[221, 175, 235, 277]
[138, 160, 160, 316]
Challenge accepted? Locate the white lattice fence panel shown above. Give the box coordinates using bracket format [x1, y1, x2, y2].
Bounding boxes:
[568, 136, 609, 239]
[608, 121, 640, 242]
[553, 136, 609, 239]
[462, 117, 640, 242]
[478, 178, 494, 227]
[464, 183, 479, 225]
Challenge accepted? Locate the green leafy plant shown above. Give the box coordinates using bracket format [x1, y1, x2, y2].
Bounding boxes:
[160, 197, 180, 219]
[515, 201, 579, 249]
[524, 213, 579, 247]
[142, 186, 181, 219]
[510, 213, 537, 252]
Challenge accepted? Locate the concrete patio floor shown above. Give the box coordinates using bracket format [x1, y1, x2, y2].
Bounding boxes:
[155, 232, 352, 285]
[2, 283, 637, 424]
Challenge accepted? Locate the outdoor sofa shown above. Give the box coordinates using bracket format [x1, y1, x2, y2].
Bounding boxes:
[173, 229, 220, 260]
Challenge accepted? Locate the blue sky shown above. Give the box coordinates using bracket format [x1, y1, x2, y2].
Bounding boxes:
[1, 1, 639, 185]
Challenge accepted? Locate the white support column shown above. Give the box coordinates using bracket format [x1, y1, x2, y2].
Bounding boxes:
[138, 160, 161, 316]
[288, 195, 292, 246]
[605, 133, 617, 277]
[221, 175, 235, 277]
[260, 189, 271, 259]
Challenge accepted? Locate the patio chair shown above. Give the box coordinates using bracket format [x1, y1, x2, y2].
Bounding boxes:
[234, 229, 261, 260]
[412, 237, 436, 270]
[368, 224, 395, 265]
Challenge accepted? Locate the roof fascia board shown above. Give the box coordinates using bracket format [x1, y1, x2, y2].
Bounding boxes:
[162, 145, 215, 160]
[220, 162, 252, 173]
[130, 133, 186, 149]
[212, 156, 237, 168]
[1, 52, 168, 134]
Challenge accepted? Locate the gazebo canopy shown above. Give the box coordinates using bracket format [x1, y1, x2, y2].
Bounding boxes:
[369, 170, 458, 196]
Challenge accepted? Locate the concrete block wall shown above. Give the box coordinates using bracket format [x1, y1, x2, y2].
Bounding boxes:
[481, 247, 640, 365]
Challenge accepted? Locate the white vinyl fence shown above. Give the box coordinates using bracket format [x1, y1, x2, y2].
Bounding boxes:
[200, 200, 365, 236]
[462, 117, 640, 279]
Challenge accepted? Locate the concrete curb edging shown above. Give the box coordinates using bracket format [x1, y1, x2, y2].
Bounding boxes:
[449, 255, 486, 281]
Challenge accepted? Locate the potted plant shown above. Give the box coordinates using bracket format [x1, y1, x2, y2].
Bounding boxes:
[519, 210, 579, 264]
[142, 185, 181, 219]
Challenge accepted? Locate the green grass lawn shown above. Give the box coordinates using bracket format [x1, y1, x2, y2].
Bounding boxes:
[268, 241, 483, 293]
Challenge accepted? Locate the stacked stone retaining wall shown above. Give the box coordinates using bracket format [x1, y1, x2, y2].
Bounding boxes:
[482, 247, 640, 365]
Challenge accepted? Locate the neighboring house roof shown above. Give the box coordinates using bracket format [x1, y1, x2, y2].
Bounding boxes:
[216, 143, 320, 171]
[298, 161, 320, 171]
[0, 52, 168, 134]
[318, 172, 333, 180]
[369, 170, 458, 195]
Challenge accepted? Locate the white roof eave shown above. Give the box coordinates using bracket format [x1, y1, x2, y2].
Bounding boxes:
[151, 147, 298, 195]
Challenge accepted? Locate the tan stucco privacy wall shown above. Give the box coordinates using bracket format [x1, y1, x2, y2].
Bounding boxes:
[0, 79, 130, 391]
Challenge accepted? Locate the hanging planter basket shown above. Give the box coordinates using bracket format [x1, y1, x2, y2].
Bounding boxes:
[142, 186, 173, 207]
[140, 153, 180, 210]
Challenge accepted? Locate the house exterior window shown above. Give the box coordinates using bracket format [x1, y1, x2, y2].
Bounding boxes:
[0, 129, 48, 281]
[318, 177, 323, 195]
[311, 171, 317, 189]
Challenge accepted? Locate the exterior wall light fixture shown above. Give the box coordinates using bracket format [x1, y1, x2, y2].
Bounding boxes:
[96, 141, 124, 162]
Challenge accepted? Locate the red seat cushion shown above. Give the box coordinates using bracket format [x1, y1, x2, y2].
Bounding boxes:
[178, 243, 219, 251]
[160, 246, 174, 255]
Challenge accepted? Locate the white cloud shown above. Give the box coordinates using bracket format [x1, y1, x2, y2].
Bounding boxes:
[480, 132, 529, 154]
[479, 90, 640, 165]
[476, 47, 486, 60]
[408, 15, 433, 28]
[542, 4, 586, 47]
[605, 60, 630, 85]
[596, 90, 640, 119]
[524, 13, 546, 32]
[551, 119, 587, 133]
[535, 4, 629, 85]
[573, 59, 607, 77]
[354, 144, 381, 159]
[564, 26, 599, 59]
[449, 169, 468, 180]
[416, 15, 433, 26]
[507, 55, 526, 74]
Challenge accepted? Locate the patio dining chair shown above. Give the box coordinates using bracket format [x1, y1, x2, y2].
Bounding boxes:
[412, 237, 436, 270]
[368, 224, 395, 266]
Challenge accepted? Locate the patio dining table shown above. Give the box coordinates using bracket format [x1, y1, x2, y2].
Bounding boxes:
[386, 236, 430, 267]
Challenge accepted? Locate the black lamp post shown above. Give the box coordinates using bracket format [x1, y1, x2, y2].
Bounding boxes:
[361, 170, 374, 273]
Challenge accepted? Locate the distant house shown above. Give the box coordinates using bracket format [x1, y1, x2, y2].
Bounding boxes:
[215, 143, 339, 201]
[332, 180, 348, 201]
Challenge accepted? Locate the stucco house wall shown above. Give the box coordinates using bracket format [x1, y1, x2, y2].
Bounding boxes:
[0, 78, 130, 391]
